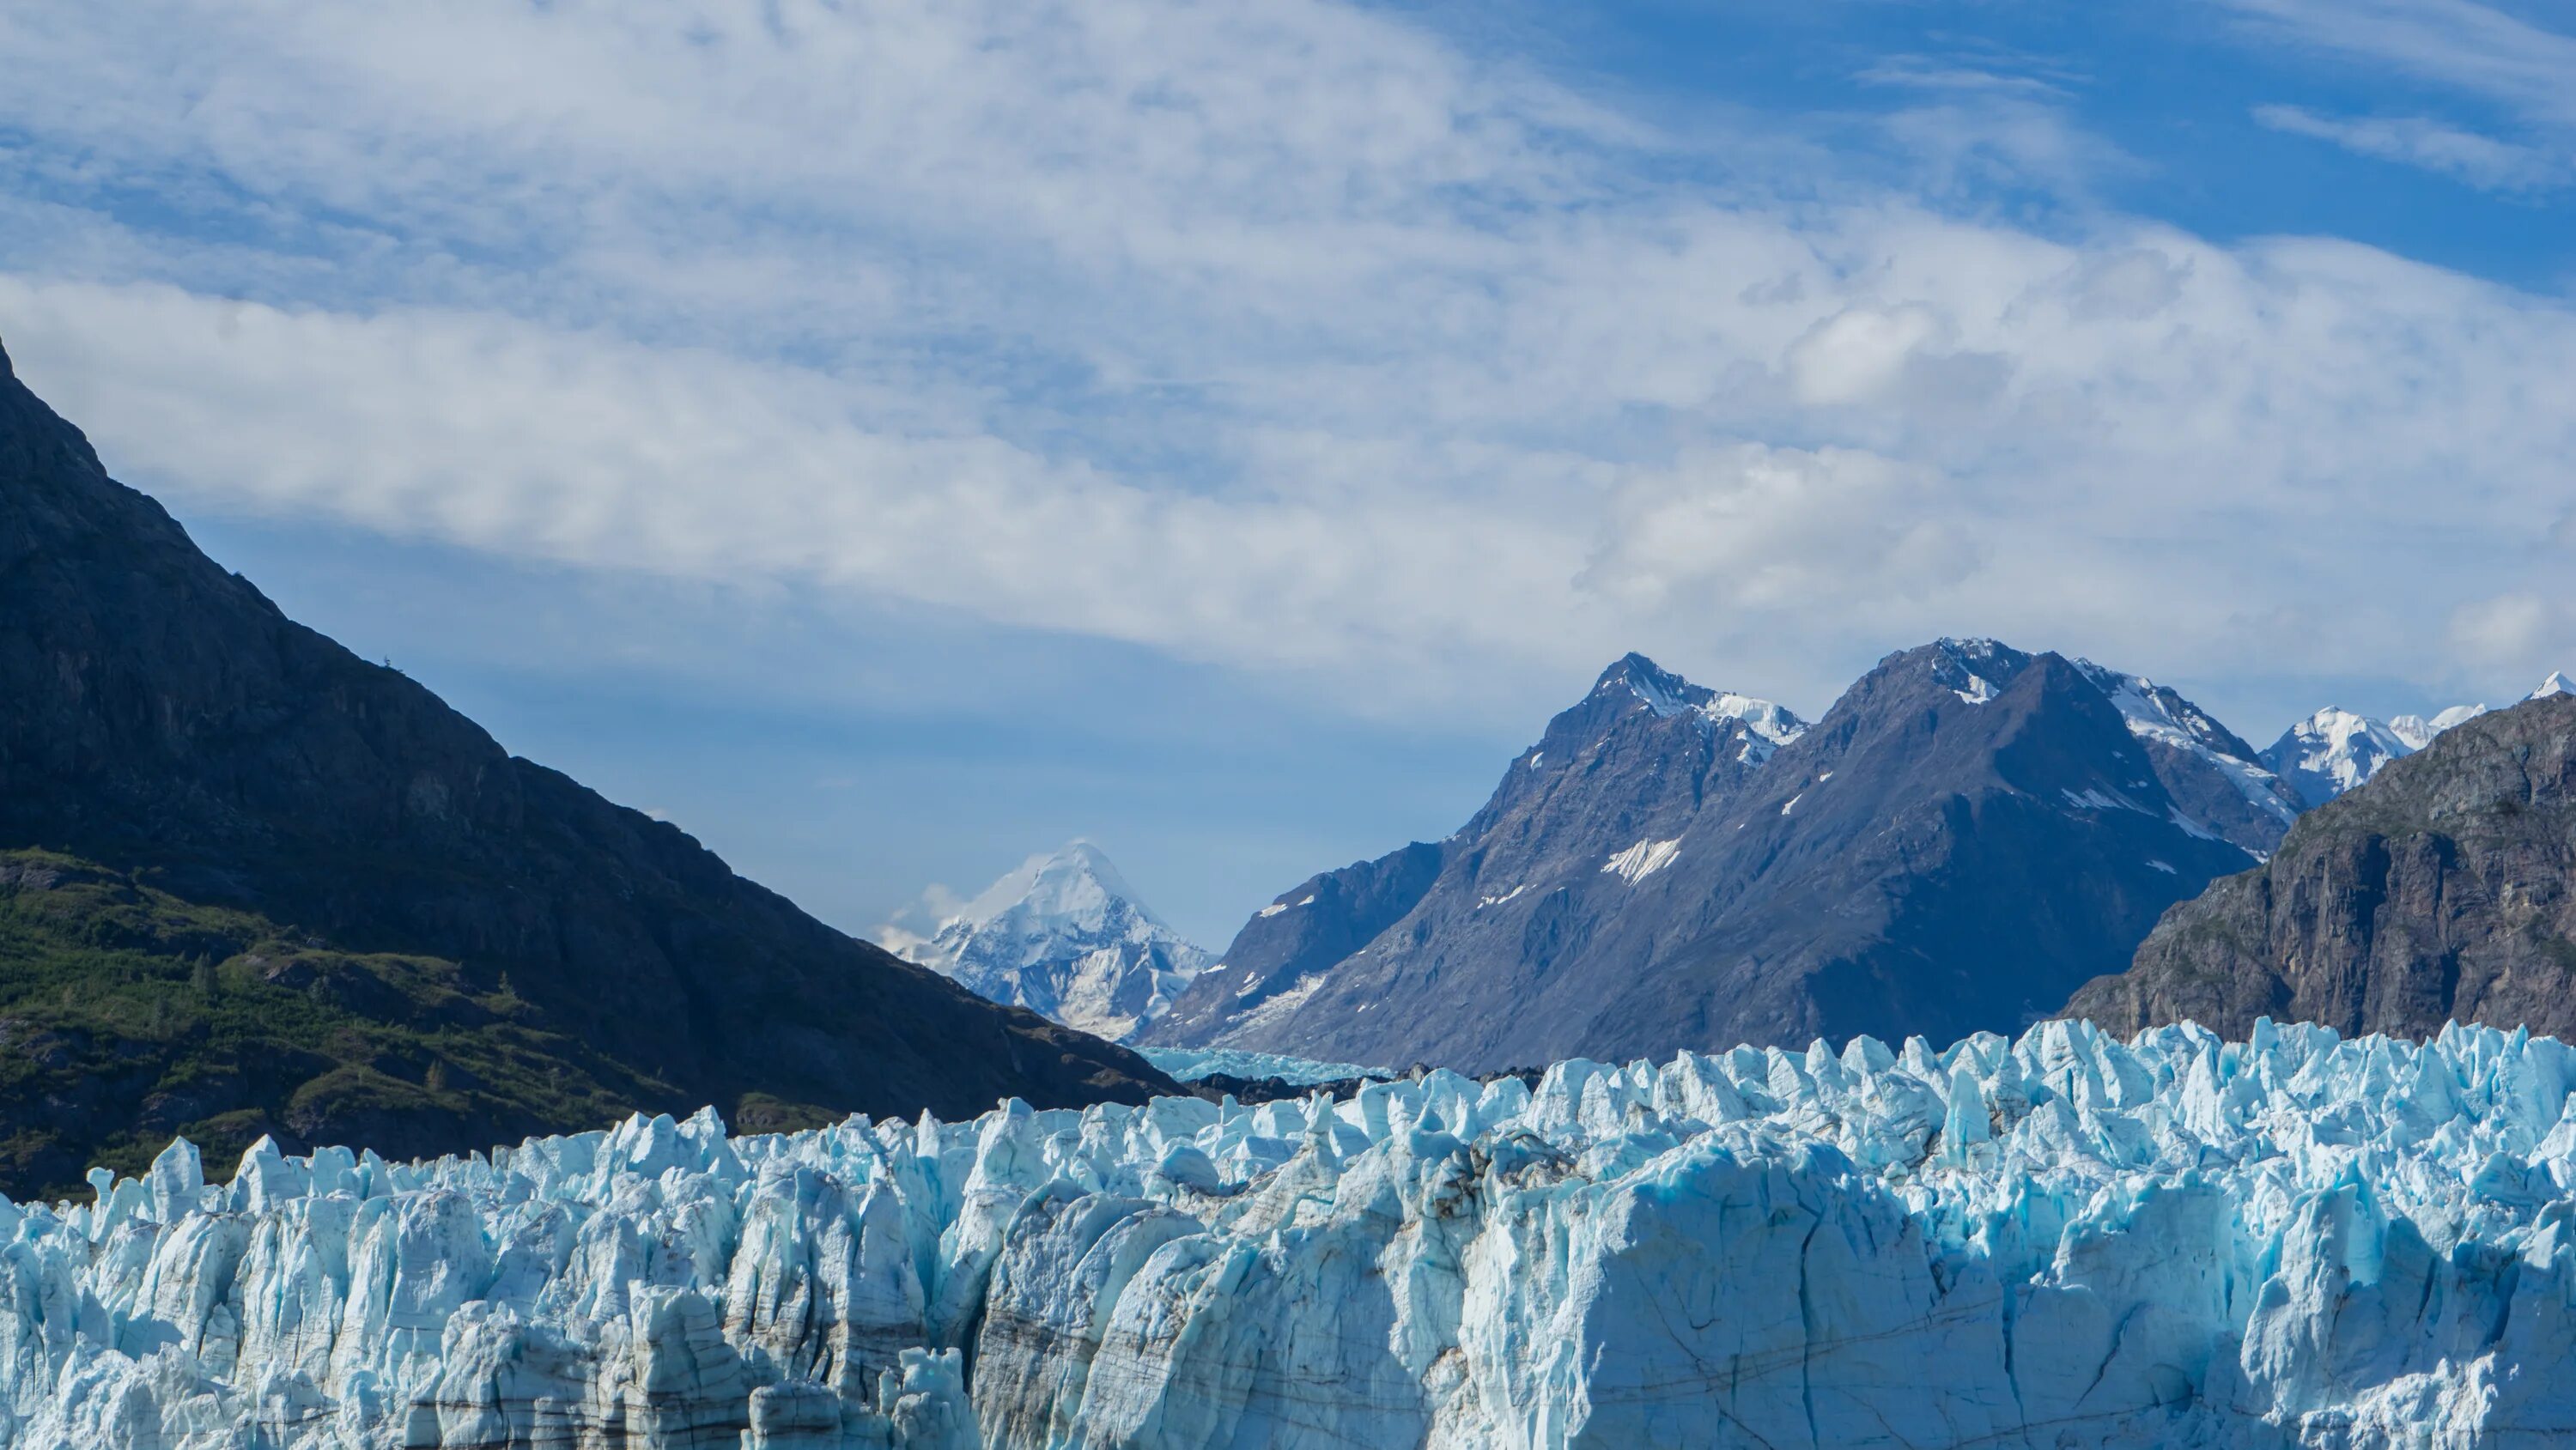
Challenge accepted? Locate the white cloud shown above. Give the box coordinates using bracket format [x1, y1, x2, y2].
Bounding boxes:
[1583, 445, 1980, 614]
[2255, 105, 2563, 191]
[872, 881, 972, 959]
[1, 0, 2574, 723]
[2447, 593, 2570, 677]
[2219, 0, 2576, 130]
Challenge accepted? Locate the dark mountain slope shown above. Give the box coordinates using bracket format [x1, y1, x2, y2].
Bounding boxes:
[1151, 640, 2258, 1071]
[1141, 652, 1792, 1052]
[2063, 693, 2576, 1040]
[0, 334, 1167, 1193]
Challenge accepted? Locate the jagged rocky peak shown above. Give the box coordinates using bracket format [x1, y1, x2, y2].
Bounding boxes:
[896, 840, 1208, 1042]
[1153, 634, 2273, 1071]
[1591, 651, 1805, 754]
[1917, 634, 2029, 703]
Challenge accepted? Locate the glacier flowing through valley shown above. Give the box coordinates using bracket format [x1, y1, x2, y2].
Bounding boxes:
[7, 1018, 2576, 1448]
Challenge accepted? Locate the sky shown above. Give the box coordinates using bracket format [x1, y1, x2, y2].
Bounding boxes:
[2, 0, 2573, 947]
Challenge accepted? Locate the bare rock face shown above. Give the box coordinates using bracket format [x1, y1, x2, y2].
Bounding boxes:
[2064, 693, 2576, 1040]
[0, 331, 1169, 1193]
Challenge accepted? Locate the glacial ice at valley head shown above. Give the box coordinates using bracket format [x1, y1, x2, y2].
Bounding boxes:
[8, 1016, 2576, 1449]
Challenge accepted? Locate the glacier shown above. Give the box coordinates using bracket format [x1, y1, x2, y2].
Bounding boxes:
[1135, 1047, 1389, 1087]
[8, 1017, 2576, 1449]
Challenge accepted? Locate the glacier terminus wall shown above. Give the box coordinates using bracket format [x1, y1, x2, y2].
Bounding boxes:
[6, 1017, 2576, 1448]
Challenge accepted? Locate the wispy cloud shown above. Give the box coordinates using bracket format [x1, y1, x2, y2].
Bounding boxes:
[0, 0, 2572, 719]
[2255, 104, 2563, 191]
[2218, 0, 2576, 129]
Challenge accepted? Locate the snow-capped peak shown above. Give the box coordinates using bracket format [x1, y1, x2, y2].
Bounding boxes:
[2262, 707, 2415, 809]
[2389, 702, 2488, 751]
[2530, 670, 2572, 701]
[1603, 652, 1807, 753]
[952, 839, 1147, 937]
[889, 840, 1208, 1041]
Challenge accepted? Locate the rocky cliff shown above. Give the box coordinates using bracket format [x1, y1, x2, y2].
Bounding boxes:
[2064, 692, 2576, 1040]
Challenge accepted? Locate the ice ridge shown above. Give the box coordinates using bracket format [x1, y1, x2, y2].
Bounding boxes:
[8, 1017, 2576, 1448]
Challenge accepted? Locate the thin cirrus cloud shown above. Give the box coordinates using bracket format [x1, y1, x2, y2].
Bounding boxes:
[2225, 0, 2574, 191]
[2218, 0, 2576, 127]
[2254, 105, 2563, 191]
[0, 0, 2573, 719]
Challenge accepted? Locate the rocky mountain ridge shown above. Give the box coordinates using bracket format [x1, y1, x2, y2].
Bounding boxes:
[0, 331, 1168, 1195]
[1145, 640, 2281, 1070]
[2065, 690, 2576, 1041]
[2258, 674, 2565, 808]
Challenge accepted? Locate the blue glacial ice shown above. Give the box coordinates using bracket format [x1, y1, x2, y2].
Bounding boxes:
[1133, 1047, 1388, 1085]
[7, 1016, 2576, 1447]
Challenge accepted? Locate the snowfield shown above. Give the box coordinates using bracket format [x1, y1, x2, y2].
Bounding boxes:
[9, 1016, 2576, 1448]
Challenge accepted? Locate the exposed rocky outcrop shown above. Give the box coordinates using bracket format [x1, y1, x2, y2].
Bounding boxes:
[0, 331, 1169, 1195]
[2065, 692, 2576, 1040]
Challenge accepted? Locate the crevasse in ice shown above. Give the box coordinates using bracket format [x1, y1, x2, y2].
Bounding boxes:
[8, 1016, 2576, 1448]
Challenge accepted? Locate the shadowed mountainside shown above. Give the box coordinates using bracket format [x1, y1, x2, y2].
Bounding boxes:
[0, 334, 1170, 1197]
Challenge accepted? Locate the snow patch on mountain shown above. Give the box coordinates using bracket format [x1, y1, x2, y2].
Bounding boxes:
[2076, 660, 2300, 832]
[21, 1018, 2576, 1448]
[888, 840, 1207, 1041]
[1608, 652, 1806, 758]
[1601, 836, 1681, 883]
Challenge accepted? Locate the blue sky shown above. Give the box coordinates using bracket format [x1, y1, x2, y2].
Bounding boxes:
[3, 0, 2573, 945]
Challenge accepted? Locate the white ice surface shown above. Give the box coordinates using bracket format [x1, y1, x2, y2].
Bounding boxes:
[10, 1018, 2576, 1449]
[1135, 1047, 1388, 1086]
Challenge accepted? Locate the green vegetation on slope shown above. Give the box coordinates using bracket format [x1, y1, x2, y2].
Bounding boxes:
[0, 849, 826, 1203]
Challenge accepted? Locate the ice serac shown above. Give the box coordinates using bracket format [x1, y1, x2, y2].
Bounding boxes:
[892, 842, 1207, 1041]
[15, 1019, 2576, 1448]
[1152, 641, 2260, 1071]
[2069, 690, 2576, 1043]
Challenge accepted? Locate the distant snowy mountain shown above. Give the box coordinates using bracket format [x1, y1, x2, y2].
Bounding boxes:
[890, 841, 1209, 1041]
[2388, 703, 2488, 751]
[2264, 673, 2564, 805]
[2261, 707, 2418, 809]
